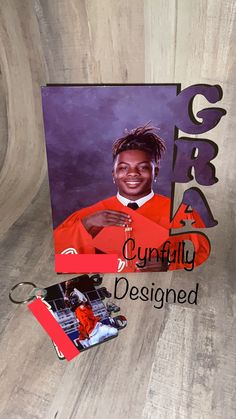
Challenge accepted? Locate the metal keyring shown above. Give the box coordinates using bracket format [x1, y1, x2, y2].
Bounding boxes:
[9, 281, 38, 304]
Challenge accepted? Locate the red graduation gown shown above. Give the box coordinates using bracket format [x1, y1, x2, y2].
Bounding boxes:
[75, 304, 99, 340]
[54, 195, 209, 271]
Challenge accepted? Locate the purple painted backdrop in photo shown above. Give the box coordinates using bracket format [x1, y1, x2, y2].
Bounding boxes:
[42, 84, 224, 229]
[42, 85, 179, 228]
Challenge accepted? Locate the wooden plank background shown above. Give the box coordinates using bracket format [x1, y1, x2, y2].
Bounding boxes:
[0, 1, 235, 418]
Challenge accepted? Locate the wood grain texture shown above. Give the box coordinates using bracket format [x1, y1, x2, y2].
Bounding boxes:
[33, 0, 145, 83]
[0, 0, 47, 236]
[0, 1, 235, 418]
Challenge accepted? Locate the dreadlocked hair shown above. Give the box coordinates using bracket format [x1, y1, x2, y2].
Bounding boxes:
[112, 123, 166, 164]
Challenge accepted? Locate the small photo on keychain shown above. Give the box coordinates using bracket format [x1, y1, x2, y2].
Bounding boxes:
[9, 275, 127, 361]
[46, 274, 127, 359]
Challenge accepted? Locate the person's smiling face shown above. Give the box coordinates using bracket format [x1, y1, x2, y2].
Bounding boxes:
[113, 149, 158, 200]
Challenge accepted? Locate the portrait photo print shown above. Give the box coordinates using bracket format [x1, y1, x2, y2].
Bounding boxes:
[41, 84, 208, 273]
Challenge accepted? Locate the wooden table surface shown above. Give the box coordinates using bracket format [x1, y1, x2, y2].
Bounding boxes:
[0, 1, 235, 418]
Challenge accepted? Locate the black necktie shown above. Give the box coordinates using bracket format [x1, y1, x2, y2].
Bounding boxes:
[127, 202, 139, 210]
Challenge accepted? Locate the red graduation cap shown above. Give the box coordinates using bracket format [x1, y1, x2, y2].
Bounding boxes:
[92, 207, 169, 257]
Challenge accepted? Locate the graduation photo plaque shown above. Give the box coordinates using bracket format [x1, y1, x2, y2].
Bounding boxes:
[41, 84, 226, 273]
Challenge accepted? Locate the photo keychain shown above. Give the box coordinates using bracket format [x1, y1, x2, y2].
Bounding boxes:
[9, 275, 127, 361]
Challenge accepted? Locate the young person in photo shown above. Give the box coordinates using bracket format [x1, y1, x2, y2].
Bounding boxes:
[54, 124, 207, 271]
[69, 292, 118, 348]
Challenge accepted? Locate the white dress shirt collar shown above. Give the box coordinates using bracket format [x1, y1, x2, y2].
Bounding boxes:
[117, 190, 154, 208]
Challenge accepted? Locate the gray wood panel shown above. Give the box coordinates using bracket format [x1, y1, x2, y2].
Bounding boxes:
[0, 1, 235, 418]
